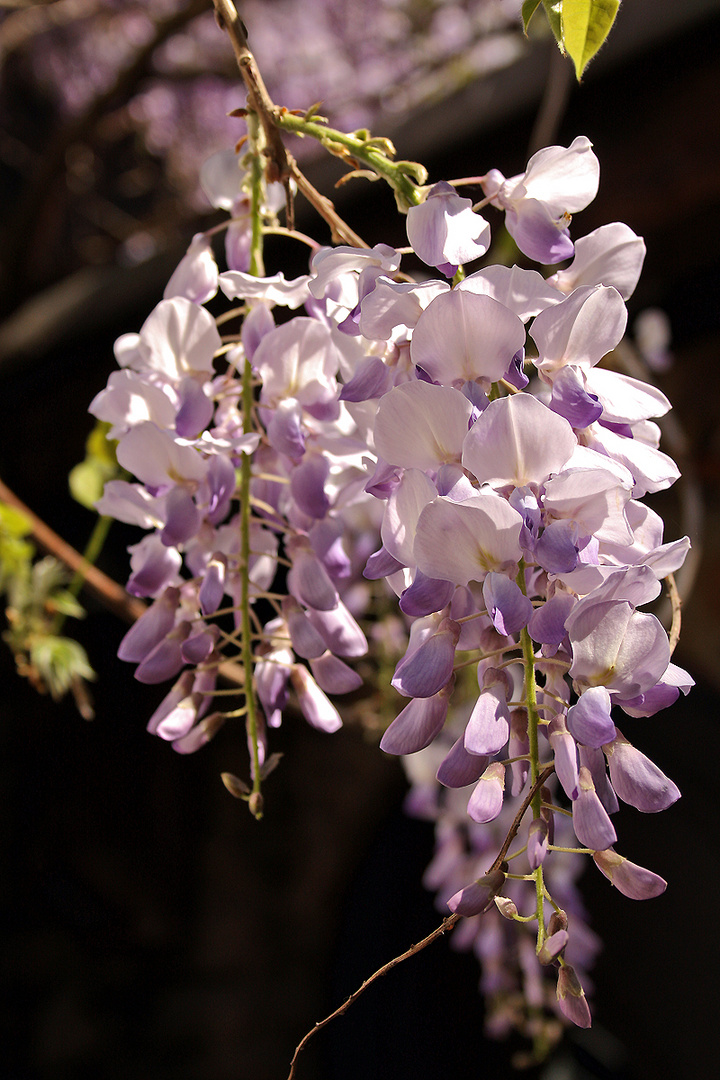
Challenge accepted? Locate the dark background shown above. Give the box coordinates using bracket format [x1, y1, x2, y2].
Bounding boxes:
[2, 5, 720, 1079]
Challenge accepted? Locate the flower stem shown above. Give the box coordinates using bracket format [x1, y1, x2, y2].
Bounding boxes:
[518, 564, 547, 947]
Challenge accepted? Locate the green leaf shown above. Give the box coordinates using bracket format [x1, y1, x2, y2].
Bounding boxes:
[29, 635, 95, 700]
[69, 420, 119, 509]
[562, 0, 620, 79]
[541, 0, 565, 49]
[69, 460, 110, 510]
[0, 502, 33, 539]
[521, 0, 544, 34]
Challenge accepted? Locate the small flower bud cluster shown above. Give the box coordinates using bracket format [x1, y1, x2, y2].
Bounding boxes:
[403, 721, 600, 1054]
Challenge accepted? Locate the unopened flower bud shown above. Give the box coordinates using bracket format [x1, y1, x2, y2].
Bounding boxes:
[494, 896, 518, 920]
[447, 866, 506, 916]
[221, 772, 250, 798]
[538, 929, 569, 965]
[556, 964, 592, 1028]
[548, 909, 568, 936]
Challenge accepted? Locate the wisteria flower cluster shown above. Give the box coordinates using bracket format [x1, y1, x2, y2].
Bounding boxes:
[91, 127, 691, 1049]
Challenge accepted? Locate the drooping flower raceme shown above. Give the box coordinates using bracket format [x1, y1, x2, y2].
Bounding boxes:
[93, 134, 690, 1051]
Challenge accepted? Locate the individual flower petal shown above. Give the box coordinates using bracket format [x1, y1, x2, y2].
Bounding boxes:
[603, 730, 680, 812]
[406, 181, 490, 273]
[391, 618, 460, 699]
[290, 665, 342, 733]
[567, 601, 670, 699]
[305, 602, 368, 658]
[309, 652, 363, 695]
[458, 264, 563, 321]
[286, 537, 339, 611]
[399, 569, 455, 617]
[411, 290, 525, 386]
[219, 270, 311, 309]
[467, 762, 506, 823]
[374, 381, 474, 470]
[572, 766, 617, 849]
[549, 719, 579, 800]
[172, 712, 226, 755]
[462, 393, 577, 489]
[464, 686, 511, 756]
[413, 492, 523, 586]
[380, 682, 452, 755]
[133, 298, 222, 380]
[566, 686, 616, 748]
[436, 734, 489, 788]
[528, 592, 575, 647]
[547, 222, 646, 300]
[164, 233, 218, 305]
[116, 422, 208, 489]
[338, 355, 393, 401]
[282, 598, 327, 659]
[530, 285, 627, 376]
[381, 468, 437, 566]
[482, 572, 533, 635]
[593, 848, 667, 899]
[117, 586, 180, 663]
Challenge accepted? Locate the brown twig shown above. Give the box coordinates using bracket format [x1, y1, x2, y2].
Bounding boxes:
[212, 0, 368, 248]
[0, 475, 145, 623]
[286, 761, 556, 1078]
[284, 153, 368, 248]
[665, 571, 682, 656]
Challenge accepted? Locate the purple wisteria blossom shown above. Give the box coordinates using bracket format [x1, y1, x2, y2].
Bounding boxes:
[94, 124, 691, 1053]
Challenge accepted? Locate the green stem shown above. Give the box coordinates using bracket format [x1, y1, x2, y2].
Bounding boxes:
[247, 111, 265, 278]
[240, 357, 263, 819]
[52, 513, 114, 635]
[517, 564, 546, 948]
[273, 111, 426, 209]
[238, 109, 266, 818]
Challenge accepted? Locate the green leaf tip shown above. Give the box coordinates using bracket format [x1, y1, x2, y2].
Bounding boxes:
[563, 0, 620, 79]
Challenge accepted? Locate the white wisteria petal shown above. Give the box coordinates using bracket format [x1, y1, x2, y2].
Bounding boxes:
[568, 602, 669, 698]
[582, 367, 671, 424]
[358, 277, 449, 340]
[200, 149, 247, 210]
[255, 318, 339, 407]
[462, 394, 576, 488]
[164, 234, 219, 305]
[95, 481, 165, 529]
[413, 492, 523, 585]
[116, 421, 208, 488]
[135, 298, 221, 380]
[543, 467, 633, 545]
[531, 285, 627, 375]
[219, 270, 311, 309]
[89, 369, 177, 438]
[587, 425, 680, 497]
[459, 264, 563, 322]
[514, 136, 600, 215]
[411, 290, 525, 386]
[374, 381, 473, 470]
[309, 243, 400, 299]
[406, 182, 490, 270]
[547, 223, 646, 299]
[381, 469, 438, 566]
